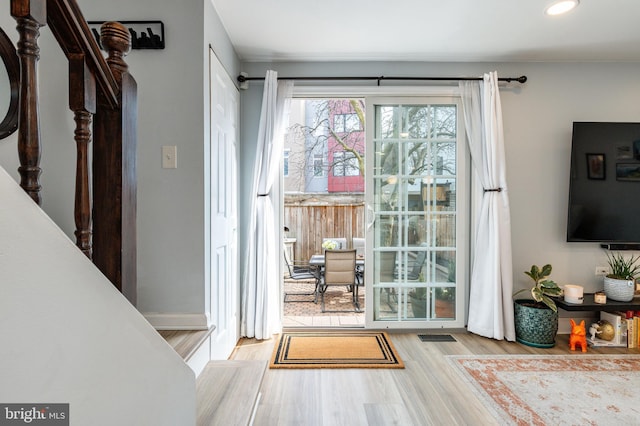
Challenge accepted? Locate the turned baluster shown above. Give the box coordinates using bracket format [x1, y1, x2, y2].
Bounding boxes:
[11, 0, 46, 204]
[69, 55, 96, 258]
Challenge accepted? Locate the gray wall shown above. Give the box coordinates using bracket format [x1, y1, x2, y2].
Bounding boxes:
[238, 61, 640, 296]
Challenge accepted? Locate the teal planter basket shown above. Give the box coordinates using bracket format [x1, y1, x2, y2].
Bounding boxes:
[514, 300, 558, 348]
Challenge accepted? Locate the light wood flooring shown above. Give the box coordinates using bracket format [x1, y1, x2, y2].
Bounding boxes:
[159, 329, 211, 359]
[229, 330, 640, 426]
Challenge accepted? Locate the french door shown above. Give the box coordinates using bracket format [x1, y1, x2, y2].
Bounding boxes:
[364, 97, 468, 328]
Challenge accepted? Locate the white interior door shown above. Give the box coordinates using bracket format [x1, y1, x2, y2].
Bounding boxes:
[209, 49, 239, 359]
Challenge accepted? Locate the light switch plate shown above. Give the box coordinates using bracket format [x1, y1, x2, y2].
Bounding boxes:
[162, 145, 177, 169]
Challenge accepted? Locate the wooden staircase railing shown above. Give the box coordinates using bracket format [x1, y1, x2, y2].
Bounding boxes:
[8, 0, 137, 304]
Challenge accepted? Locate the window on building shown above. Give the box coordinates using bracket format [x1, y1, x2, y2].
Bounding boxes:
[333, 151, 360, 176]
[313, 154, 324, 177]
[333, 113, 362, 133]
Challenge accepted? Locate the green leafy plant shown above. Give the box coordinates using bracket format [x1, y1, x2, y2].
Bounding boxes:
[513, 264, 563, 312]
[605, 252, 640, 280]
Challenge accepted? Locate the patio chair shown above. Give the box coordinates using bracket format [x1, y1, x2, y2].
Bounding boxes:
[319, 249, 359, 312]
[352, 237, 366, 288]
[283, 249, 320, 303]
[352, 237, 365, 257]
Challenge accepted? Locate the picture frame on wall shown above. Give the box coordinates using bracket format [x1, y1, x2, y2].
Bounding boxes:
[586, 153, 605, 180]
[615, 163, 640, 181]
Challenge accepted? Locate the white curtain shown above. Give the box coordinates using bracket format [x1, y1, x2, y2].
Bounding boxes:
[241, 71, 293, 339]
[459, 72, 515, 341]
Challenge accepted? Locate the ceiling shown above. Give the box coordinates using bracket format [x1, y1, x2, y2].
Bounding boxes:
[211, 0, 640, 63]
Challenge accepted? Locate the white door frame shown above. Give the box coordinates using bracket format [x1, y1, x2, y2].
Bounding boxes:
[285, 86, 468, 329]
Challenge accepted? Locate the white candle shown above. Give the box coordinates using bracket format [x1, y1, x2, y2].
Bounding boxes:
[564, 284, 584, 304]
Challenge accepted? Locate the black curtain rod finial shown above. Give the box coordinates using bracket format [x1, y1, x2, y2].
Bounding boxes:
[506, 76, 527, 83]
[238, 72, 249, 89]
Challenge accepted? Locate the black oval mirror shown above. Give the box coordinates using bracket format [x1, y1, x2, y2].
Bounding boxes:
[0, 26, 19, 140]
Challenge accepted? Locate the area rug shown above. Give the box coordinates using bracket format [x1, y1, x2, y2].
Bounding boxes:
[270, 331, 404, 369]
[447, 354, 640, 425]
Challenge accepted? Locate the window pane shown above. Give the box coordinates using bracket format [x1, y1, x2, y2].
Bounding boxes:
[313, 154, 323, 176]
[345, 113, 360, 132]
[345, 152, 360, 176]
[405, 106, 431, 139]
[333, 114, 345, 132]
[333, 152, 344, 176]
[374, 140, 399, 175]
[434, 105, 457, 139]
[377, 106, 397, 139]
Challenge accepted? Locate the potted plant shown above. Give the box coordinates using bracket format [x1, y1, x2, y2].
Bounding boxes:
[513, 264, 563, 348]
[604, 252, 640, 302]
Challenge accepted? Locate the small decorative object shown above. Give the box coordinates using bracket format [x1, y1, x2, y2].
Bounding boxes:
[563, 284, 583, 304]
[589, 322, 602, 340]
[322, 240, 338, 250]
[603, 252, 640, 302]
[569, 319, 587, 352]
[597, 320, 615, 341]
[513, 264, 564, 348]
[594, 291, 607, 304]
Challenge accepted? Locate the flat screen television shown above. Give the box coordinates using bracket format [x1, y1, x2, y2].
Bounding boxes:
[566, 122, 640, 248]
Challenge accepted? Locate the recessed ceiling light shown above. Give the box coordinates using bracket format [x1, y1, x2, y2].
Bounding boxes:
[545, 0, 580, 16]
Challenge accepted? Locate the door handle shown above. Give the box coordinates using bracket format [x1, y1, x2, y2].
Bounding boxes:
[366, 204, 375, 231]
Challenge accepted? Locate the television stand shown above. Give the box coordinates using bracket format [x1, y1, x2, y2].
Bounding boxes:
[554, 293, 640, 312]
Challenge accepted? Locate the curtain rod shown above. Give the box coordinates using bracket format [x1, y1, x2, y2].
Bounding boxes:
[237, 74, 527, 85]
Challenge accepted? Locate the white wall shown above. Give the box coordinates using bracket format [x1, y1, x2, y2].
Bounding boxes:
[0, 166, 195, 425]
[238, 61, 640, 298]
[0, 0, 241, 327]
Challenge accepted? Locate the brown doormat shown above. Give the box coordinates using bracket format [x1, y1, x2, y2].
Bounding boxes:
[270, 331, 404, 369]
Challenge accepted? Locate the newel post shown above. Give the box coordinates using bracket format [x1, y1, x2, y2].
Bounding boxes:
[93, 22, 138, 305]
[11, 0, 46, 204]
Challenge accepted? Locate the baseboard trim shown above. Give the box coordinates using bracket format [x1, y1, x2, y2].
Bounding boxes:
[144, 313, 210, 330]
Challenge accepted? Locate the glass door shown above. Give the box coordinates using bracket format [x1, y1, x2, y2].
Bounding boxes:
[365, 97, 467, 328]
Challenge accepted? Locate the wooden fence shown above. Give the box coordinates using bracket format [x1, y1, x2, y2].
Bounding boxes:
[284, 194, 365, 262]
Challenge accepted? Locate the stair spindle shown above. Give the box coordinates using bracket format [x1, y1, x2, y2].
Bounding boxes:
[69, 55, 96, 258]
[11, 0, 46, 204]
